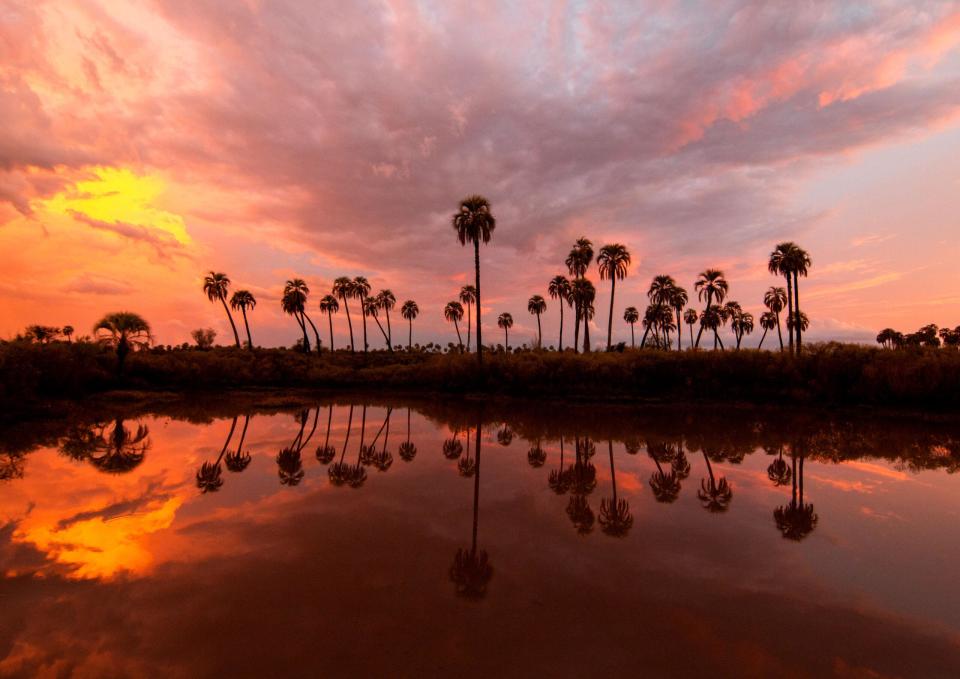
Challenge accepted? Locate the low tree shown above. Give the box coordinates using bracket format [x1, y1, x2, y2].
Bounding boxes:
[93, 312, 152, 372]
[191, 328, 217, 349]
[623, 306, 639, 348]
[444, 301, 465, 351]
[527, 295, 546, 348]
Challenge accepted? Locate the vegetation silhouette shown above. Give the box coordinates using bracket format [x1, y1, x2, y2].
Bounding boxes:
[547, 275, 571, 351]
[353, 276, 372, 353]
[597, 243, 631, 350]
[648, 439, 682, 504]
[332, 277, 356, 352]
[93, 312, 151, 372]
[400, 300, 419, 350]
[697, 450, 732, 513]
[61, 417, 150, 474]
[527, 295, 546, 348]
[497, 312, 514, 350]
[566, 238, 595, 353]
[623, 306, 639, 348]
[316, 405, 337, 464]
[196, 415, 238, 493]
[773, 444, 818, 540]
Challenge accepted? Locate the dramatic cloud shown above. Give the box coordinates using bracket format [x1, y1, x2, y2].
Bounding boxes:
[1, 0, 959, 345]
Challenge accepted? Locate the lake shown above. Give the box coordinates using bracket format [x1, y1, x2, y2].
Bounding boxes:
[2, 395, 959, 678]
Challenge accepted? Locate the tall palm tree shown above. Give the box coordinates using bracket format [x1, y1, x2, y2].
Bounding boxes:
[229, 290, 257, 349]
[547, 275, 571, 351]
[401, 300, 419, 349]
[787, 244, 811, 353]
[203, 271, 241, 347]
[319, 294, 339, 352]
[683, 308, 698, 349]
[599, 440, 633, 536]
[62, 416, 151, 474]
[331, 278, 355, 351]
[445, 301, 465, 351]
[623, 306, 639, 348]
[648, 275, 676, 348]
[566, 238, 594, 352]
[353, 276, 372, 352]
[93, 312, 152, 372]
[497, 312, 513, 350]
[597, 244, 631, 350]
[285, 279, 321, 353]
[452, 195, 496, 365]
[763, 286, 787, 351]
[670, 286, 688, 351]
[769, 243, 800, 353]
[527, 295, 546, 348]
[694, 269, 728, 348]
[758, 311, 778, 350]
[377, 289, 397, 350]
[460, 285, 477, 352]
[364, 297, 390, 349]
[568, 277, 595, 354]
[281, 288, 309, 352]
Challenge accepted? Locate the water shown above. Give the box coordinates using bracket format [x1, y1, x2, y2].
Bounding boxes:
[2, 395, 959, 678]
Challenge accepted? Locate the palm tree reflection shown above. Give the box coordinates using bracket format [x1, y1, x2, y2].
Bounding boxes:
[315, 405, 337, 465]
[697, 451, 733, 512]
[399, 407, 417, 462]
[450, 419, 492, 599]
[276, 409, 312, 486]
[442, 427, 464, 460]
[565, 437, 596, 535]
[548, 435, 570, 494]
[766, 445, 792, 487]
[774, 445, 818, 540]
[647, 439, 681, 503]
[371, 408, 394, 472]
[527, 438, 546, 468]
[457, 425, 476, 477]
[196, 415, 238, 493]
[225, 414, 253, 472]
[599, 440, 633, 536]
[61, 417, 151, 475]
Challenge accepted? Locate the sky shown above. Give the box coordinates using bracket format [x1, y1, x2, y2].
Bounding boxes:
[1, 0, 959, 349]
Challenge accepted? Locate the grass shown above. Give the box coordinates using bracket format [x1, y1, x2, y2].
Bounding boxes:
[2, 340, 960, 415]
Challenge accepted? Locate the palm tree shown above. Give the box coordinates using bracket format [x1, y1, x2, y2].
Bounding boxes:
[63, 417, 151, 474]
[203, 272, 241, 347]
[766, 446, 792, 487]
[400, 300, 419, 349]
[694, 269, 728, 348]
[93, 312, 152, 372]
[353, 276, 372, 352]
[568, 277, 595, 353]
[683, 308, 698, 349]
[229, 290, 257, 349]
[640, 303, 669, 348]
[623, 306, 639, 348]
[452, 195, 496, 365]
[444, 301, 465, 351]
[318, 294, 339, 351]
[758, 311, 778, 350]
[787, 310, 809, 337]
[364, 297, 390, 349]
[732, 310, 754, 349]
[281, 289, 310, 352]
[698, 305, 725, 350]
[497, 312, 514, 350]
[599, 440, 633, 536]
[763, 286, 787, 351]
[527, 295, 546, 348]
[787, 245, 811, 353]
[328, 404, 354, 486]
[62, 325, 74, 343]
[670, 286, 688, 350]
[769, 243, 811, 354]
[648, 275, 675, 348]
[460, 285, 477, 352]
[566, 238, 594, 352]
[332, 277, 356, 352]
[547, 275, 571, 351]
[285, 279, 321, 353]
[377, 289, 397, 350]
[597, 244, 631, 350]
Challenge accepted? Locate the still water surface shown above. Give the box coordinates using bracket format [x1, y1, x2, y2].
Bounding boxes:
[2, 396, 959, 678]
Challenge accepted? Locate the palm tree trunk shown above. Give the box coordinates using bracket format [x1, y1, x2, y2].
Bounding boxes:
[775, 312, 783, 351]
[583, 308, 591, 353]
[340, 404, 354, 464]
[758, 327, 768, 349]
[466, 302, 472, 353]
[296, 311, 310, 352]
[385, 307, 393, 350]
[342, 297, 355, 352]
[360, 295, 369, 352]
[688, 324, 694, 349]
[474, 240, 483, 366]
[536, 312, 542, 348]
[606, 277, 616, 350]
[608, 440, 618, 503]
[454, 319, 463, 352]
[573, 302, 580, 354]
[215, 415, 239, 466]
[630, 323, 635, 348]
[471, 422, 481, 555]
[327, 312, 334, 352]
[504, 326, 509, 350]
[640, 324, 651, 348]
[408, 318, 413, 350]
[695, 291, 712, 348]
[675, 309, 682, 351]
[793, 272, 802, 354]
[323, 406, 333, 450]
[220, 297, 241, 347]
[241, 308, 253, 349]
[714, 328, 725, 350]
[303, 311, 322, 354]
[785, 273, 794, 353]
[372, 313, 390, 348]
[558, 300, 564, 351]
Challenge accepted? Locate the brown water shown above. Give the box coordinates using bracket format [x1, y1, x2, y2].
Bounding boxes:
[1, 396, 959, 678]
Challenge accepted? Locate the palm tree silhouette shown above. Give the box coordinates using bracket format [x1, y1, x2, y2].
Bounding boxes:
[452, 195, 496, 365]
[565, 436, 597, 535]
[547, 275, 571, 351]
[683, 308, 698, 349]
[774, 446, 818, 540]
[332, 277, 356, 352]
[699, 305, 725, 351]
[647, 275, 676, 347]
[460, 285, 477, 352]
[400, 300, 419, 350]
[229, 290, 256, 349]
[93, 312, 152, 372]
[377, 290, 397, 350]
[568, 277, 595, 353]
[496, 425, 514, 446]
[371, 408, 394, 472]
[697, 451, 733, 512]
[285, 279, 321, 353]
[758, 311, 778, 350]
[787, 245, 812, 354]
[225, 414, 253, 472]
[730, 308, 754, 350]
[599, 440, 633, 536]
[670, 286, 689, 350]
[319, 294, 339, 352]
[203, 271, 241, 347]
[763, 286, 787, 351]
[597, 243, 631, 350]
[450, 420, 492, 599]
[62, 325, 74, 343]
[769, 243, 795, 351]
[527, 295, 546, 348]
[770, 243, 811, 354]
[352, 276, 372, 352]
[497, 312, 513, 350]
[787, 311, 809, 337]
[197, 415, 238, 493]
[623, 306, 639, 348]
[363, 296, 391, 350]
[639, 303, 665, 348]
[315, 405, 337, 464]
[281, 288, 310, 352]
[276, 410, 308, 486]
[566, 238, 594, 352]
[444, 301, 465, 351]
[399, 407, 417, 461]
[693, 269, 728, 349]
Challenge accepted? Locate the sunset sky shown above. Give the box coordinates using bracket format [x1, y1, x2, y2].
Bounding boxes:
[2, 1, 959, 348]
